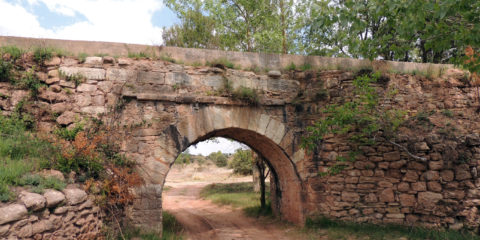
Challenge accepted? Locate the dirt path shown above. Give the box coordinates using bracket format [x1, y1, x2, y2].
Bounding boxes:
[163, 181, 297, 240]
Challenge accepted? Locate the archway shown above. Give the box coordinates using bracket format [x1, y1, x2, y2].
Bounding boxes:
[127, 105, 305, 232]
[167, 127, 304, 224]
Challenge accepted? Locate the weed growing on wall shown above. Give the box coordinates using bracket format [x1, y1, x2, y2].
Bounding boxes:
[302, 72, 409, 175]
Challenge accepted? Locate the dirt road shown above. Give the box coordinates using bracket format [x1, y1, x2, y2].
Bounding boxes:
[163, 181, 297, 240]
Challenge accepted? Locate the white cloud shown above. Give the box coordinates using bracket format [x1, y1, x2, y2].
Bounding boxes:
[187, 138, 249, 156]
[0, 0, 165, 45]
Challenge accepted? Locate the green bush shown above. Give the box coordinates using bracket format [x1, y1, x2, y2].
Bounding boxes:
[18, 69, 44, 97]
[0, 45, 24, 61]
[207, 58, 235, 69]
[77, 53, 88, 63]
[0, 59, 13, 82]
[232, 86, 259, 104]
[207, 151, 228, 167]
[175, 152, 191, 164]
[33, 47, 54, 65]
[55, 124, 84, 141]
[229, 149, 253, 175]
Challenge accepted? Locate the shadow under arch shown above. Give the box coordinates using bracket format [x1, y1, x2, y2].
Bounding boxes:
[167, 127, 305, 224]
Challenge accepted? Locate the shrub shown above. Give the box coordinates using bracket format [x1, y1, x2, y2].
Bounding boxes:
[0, 45, 24, 61]
[229, 149, 253, 175]
[0, 59, 13, 82]
[175, 152, 191, 165]
[33, 47, 54, 65]
[232, 86, 259, 104]
[207, 151, 228, 167]
[55, 124, 84, 141]
[18, 69, 44, 97]
[77, 53, 88, 63]
[207, 58, 235, 69]
[286, 62, 297, 71]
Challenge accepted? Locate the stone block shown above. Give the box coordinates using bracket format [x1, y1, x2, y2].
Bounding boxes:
[44, 190, 65, 207]
[341, 192, 360, 202]
[63, 188, 87, 205]
[106, 68, 137, 82]
[0, 204, 28, 225]
[59, 67, 105, 80]
[399, 194, 416, 207]
[137, 71, 165, 84]
[84, 57, 103, 67]
[379, 188, 394, 202]
[77, 83, 97, 92]
[441, 170, 454, 182]
[383, 152, 400, 161]
[418, 191, 443, 208]
[427, 181, 442, 192]
[411, 182, 427, 192]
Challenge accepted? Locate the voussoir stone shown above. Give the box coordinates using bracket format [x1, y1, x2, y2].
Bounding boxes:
[20, 191, 46, 211]
[0, 204, 28, 225]
[63, 188, 87, 205]
[44, 189, 66, 207]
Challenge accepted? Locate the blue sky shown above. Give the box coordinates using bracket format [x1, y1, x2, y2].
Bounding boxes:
[0, 0, 180, 44]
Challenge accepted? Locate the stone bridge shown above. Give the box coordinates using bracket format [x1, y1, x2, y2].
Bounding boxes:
[1, 37, 480, 234]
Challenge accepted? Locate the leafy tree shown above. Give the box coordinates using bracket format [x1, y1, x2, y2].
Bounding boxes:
[162, 1, 219, 49]
[229, 149, 253, 175]
[207, 151, 228, 167]
[175, 151, 191, 165]
[303, 0, 480, 64]
[163, 0, 299, 53]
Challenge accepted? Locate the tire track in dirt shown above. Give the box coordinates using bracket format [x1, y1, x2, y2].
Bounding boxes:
[163, 181, 296, 240]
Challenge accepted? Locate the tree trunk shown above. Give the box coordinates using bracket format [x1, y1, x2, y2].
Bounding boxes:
[252, 162, 261, 193]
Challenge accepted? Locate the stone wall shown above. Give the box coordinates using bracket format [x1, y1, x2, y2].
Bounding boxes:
[0, 36, 452, 77]
[0, 187, 101, 239]
[0, 38, 479, 232]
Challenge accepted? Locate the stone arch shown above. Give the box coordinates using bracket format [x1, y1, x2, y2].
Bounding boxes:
[129, 104, 305, 231]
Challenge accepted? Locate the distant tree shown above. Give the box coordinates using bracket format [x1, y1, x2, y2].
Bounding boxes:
[207, 151, 228, 167]
[229, 149, 253, 175]
[175, 150, 191, 165]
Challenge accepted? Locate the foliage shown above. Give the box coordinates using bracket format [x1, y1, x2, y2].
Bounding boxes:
[33, 47, 54, 65]
[304, 216, 480, 240]
[17, 68, 44, 98]
[0, 45, 24, 61]
[175, 152, 191, 165]
[78, 53, 88, 63]
[0, 58, 13, 82]
[302, 0, 480, 64]
[55, 124, 84, 141]
[207, 58, 235, 69]
[229, 149, 254, 175]
[232, 86, 259, 104]
[0, 114, 65, 201]
[201, 182, 267, 207]
[164, 0, 298, 53]
[302, 73, 405, 175]
[207, 151, 228, 167]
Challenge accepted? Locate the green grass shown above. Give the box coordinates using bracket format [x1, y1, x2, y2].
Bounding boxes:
[0, 114, 65, 201]
[231, 86, 259, 105]
[200, 182, 270, 212]
[303, 216, 480, 240]
[78, 52, 88, 63]
[0, 45, 25, 61]
[117, 211, 183, 240]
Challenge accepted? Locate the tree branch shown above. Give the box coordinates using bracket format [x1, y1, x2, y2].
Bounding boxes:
[388, 140, 427, 162]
